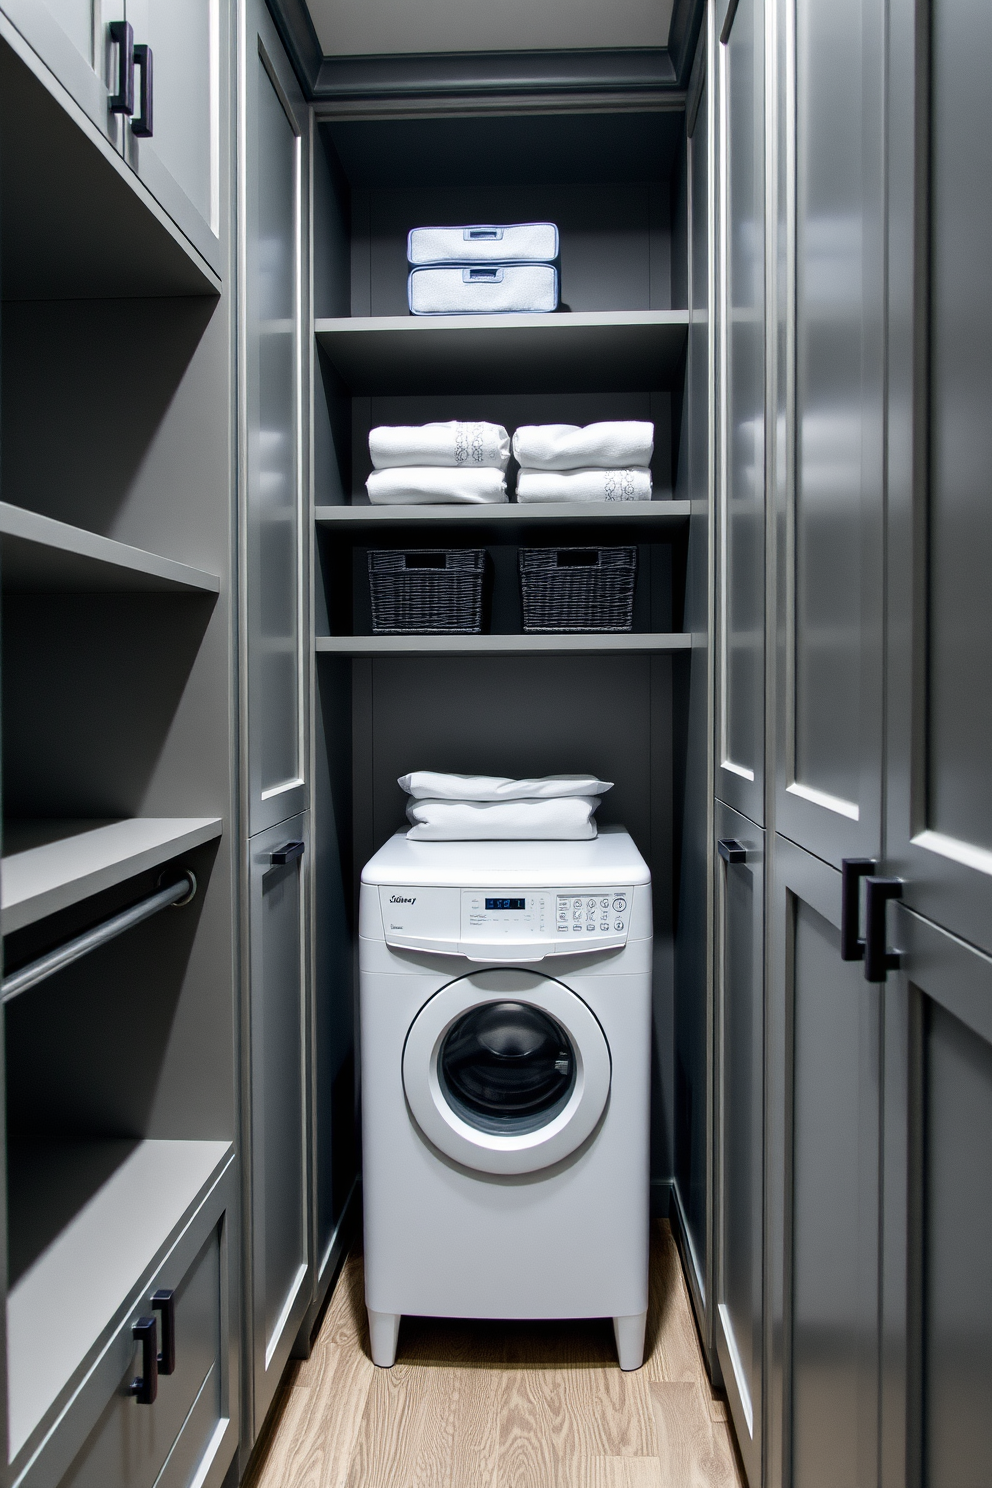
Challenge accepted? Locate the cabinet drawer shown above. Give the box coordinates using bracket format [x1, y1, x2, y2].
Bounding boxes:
[15, 1163, 235, 1488]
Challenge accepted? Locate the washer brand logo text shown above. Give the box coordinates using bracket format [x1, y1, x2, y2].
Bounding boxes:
[390, 894, 416, 904]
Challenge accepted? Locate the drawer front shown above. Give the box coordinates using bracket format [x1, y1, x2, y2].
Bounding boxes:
[60, 1226, 222, 1488]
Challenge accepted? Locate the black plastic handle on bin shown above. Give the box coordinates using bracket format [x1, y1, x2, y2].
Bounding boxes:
[132, 43, 153, 137]
[130, 1315, 158, 1404]
[152, 1289, 175, 1375]
[271, 840, 305, 866]
[557, 551, 599, 566]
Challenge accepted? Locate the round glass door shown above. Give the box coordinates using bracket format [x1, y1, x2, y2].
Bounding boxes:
[438, 1001, 576, 1134]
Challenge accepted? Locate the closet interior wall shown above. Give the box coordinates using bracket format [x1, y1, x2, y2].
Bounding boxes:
[309, 105, 693, 1219]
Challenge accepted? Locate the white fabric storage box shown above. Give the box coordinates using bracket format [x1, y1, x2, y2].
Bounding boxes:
[407, 222, 559, 265]
[408, 264, 558, 316]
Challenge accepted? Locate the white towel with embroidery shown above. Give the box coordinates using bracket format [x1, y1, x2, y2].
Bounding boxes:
[366, 467, 508, 505]
[369, 422, 511, 471]
[515, 467, 652, 503]
[405, 796, 602, 840]
[398, 770, 613, 801]
[512, 421, 654, 470]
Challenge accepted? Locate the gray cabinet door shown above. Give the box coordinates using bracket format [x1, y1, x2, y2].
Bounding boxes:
[714, 801, 764, 1487]
[767, 835, 881, 1488]
[772, 0, 885, 867]
[715, 0, 766, 824]
[879, 909, 992, 1488]
[120, 0, 223, 274]
[244, 0, 307, 837]
[885, 0, 992, 953]
[0, 0, 126, 150]
[247, 813, 311, 1439]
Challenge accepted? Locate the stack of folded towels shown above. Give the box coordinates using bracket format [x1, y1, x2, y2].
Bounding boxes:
[366, 421, 511, 505]
[513, 421, 654, 503]
[399, 770, 613, 840]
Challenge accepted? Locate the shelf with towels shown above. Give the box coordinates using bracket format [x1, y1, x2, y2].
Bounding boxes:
[315, 500, 691, 533]
[0, 503, 220, 595]
[1, 817, 223, 934]
[315, 633, 691, 657]
[314, 310, 690, 395]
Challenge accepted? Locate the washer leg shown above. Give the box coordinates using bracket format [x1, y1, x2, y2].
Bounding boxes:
[367, 1309, 401, 1367]
[612, 1311, 647, 1371]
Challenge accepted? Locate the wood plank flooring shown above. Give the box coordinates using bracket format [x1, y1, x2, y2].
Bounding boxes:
[245, 1221, 743, 1488]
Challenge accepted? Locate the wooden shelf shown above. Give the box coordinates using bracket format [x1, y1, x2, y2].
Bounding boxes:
[2, 817, 223, 934]
[315, 500, 691, 533]
[0, 504, 220, 594]
[314, 310, 689, 395]
[316, 633, 691, 657]
[6, 1138, 232, 1459]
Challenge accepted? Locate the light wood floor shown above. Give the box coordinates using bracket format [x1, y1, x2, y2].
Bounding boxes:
[245, 1221, 743, 1488]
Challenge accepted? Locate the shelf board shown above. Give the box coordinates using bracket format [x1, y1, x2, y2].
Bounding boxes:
[0, 504, 221, 594]
[7, 1137, 232, 1460]
[315, 310, 689, 395]
[316, 633, 691, 657]
[2, 817, 223, 934]
[315, 500, 691, 533]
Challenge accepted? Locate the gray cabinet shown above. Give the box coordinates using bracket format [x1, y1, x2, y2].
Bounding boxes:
[0, 0, 126, 151]
[715, 0, 766, 825]
[714, 802, 763, 1487]
[771, 0, 886, 868]
[246, 813, 311, 1440]
[121, 0, 223, 274]
[244, 0, 307, 837]
[767, 835, 882, 1488]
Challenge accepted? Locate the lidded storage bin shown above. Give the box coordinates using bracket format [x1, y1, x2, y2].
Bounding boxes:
[407, 223, 559, 264]
[519, 547, 637, 633]
[368, 549, 488, 634]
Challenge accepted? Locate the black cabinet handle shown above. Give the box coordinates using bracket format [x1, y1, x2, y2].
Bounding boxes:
[864, 877, 903, 982]
[271, 840, 305, 865]
[130, 1315, 158, 1404]
[717, 838, 747, 865]
[132, 43, 153, 137]
[840, 858, 876, 961]
[152, 1289, 175, 1375]
[109, 21, 134, 115]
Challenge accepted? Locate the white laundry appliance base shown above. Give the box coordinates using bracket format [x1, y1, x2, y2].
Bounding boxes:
[366, 1306, 649, 1371]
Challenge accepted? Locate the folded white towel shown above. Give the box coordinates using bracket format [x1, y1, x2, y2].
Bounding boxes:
[405, 796, 601, 840]
[512, 422, 655, 470]
[408, 223, 559, 265]
[516, 467, 653, 503]
[366, 467, 508, 505]
[398, 770, 613, 801]
[369, 422, 510, 472]
[409, 265, 558, 316]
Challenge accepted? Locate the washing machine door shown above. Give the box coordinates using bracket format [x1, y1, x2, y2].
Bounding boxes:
[402, 968, 611, 1175]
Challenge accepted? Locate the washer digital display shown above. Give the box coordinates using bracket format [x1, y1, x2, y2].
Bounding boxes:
[485, 897, 526, 910]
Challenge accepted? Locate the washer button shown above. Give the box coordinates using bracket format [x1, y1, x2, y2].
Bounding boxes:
[615, 919, 625, 931]
[613, 897, 627, 912]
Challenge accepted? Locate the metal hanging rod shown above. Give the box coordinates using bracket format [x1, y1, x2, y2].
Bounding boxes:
[1, 871, 197, 1004]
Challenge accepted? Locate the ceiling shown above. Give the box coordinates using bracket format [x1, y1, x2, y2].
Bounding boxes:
[302, 0, 675, 57]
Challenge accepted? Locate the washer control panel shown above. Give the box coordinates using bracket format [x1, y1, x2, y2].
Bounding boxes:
[378, 883, 635, 959]
[555, 891, 629, 939]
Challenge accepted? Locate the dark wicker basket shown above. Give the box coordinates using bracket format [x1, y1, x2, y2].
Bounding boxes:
[368, 549, 487, 634]
[518, 546, 637, 632]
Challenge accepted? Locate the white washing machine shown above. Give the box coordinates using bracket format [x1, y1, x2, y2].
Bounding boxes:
[358, 825, 652, 1370]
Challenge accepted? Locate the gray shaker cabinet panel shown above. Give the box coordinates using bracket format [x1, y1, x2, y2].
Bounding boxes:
[121, 0, 223, 274]
[244, 0, 307, 836]
[714, 801, 763, 1488]
[885, 0, 992, 952]
[0, 0, 126, 153]
[767, 835, 881, 1488]
[880, 909, 992, 1488]
[715, 0, 766, 824]
[247, 814, 311, 1440]
[773, 0, 885, 866]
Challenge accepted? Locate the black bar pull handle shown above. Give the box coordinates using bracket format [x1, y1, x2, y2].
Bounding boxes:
[271, 840, 305, 866]
[717, 838, 747, 865]
[131, 43, 153, 136]
[152, 1289, 175, 1375]
[864, 877, 903, 982]
[130, 1315, 158, 1403]
[840, 858, 876, 960]
[109, 21, 134, 115]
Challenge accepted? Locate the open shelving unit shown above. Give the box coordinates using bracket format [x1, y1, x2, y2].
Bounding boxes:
[315, 499, 691, 531]
[316, 633, 692, 657]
